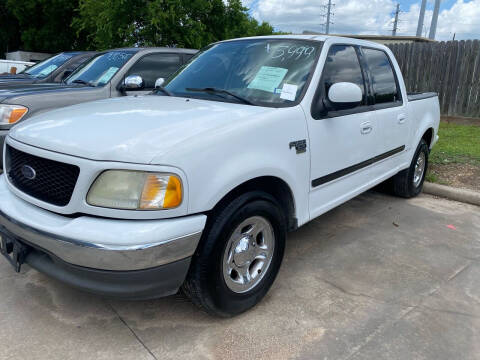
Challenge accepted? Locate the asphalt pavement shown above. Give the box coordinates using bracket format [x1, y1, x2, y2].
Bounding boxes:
[0, 191, 479, 360]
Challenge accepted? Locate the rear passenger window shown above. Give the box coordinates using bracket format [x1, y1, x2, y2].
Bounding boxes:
[127, 53, 182, 89]
[322, 45, 366, 104]
[362, 48, 401, 105]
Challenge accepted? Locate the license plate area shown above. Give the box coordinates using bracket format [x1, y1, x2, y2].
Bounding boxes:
[0, 230, 30, 272]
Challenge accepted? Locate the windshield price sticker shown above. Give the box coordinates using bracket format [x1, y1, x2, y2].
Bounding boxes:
[280, 84, 298, 101]
[97, 66, 119, 84]
[248, 66, 288, 93]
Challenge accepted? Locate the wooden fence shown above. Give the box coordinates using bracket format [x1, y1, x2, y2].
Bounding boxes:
[387, 40, 480, 118]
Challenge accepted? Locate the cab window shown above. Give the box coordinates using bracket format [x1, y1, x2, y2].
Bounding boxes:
[311, 44, 367, 119]
[322, 45, 366, 102]
[362, 48, 401, 105]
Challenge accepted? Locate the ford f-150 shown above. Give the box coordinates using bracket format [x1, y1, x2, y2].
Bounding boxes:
[0, 35, 440, 317]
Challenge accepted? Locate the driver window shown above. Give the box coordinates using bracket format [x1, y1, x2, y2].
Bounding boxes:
[312, 45, 367, 119]
[322, 45, 366, 104]
[127, 53, 181, 89]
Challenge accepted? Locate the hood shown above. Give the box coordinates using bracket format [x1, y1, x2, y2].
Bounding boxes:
[0, 78, 36, 87]
[9, 95, 274, 164]
[0, 74, 32, 81]
[0, 83, 89, 99]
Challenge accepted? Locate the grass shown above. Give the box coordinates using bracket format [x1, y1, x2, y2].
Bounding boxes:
[429, 122, 480, 165]
[426, 121, 480, 188]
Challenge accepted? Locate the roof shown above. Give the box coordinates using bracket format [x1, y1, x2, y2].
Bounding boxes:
[217, 34, 392, 49]
[62, 51, 97, 56]
[302, 32, 435, 43]
[106, 47, 198, 54]
[219, 34, 329, 43]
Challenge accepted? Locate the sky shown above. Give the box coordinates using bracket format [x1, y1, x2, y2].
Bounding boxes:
[243, 0, 480, 40]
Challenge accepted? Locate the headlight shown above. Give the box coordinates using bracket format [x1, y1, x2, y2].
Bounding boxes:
[87, 170, 183, 210]
[0, 105, 28, 125]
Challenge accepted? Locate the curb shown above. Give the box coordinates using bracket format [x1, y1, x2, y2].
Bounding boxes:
[423, 182, 480, 207]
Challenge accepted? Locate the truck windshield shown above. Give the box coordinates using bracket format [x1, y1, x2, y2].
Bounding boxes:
[65, 51, 136, 87]
[21, 53, 74, 78]
[164, 39, 322, 106]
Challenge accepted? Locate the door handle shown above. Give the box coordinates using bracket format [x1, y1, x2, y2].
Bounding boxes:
[398, 114, 406, 124]
[360, 122, 373, 135]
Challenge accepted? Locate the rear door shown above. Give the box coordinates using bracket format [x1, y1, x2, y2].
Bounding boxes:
[360, 47, 409, 169]
[307, 44, 383, 218]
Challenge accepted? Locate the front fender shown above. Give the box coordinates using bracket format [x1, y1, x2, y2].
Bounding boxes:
[160, 105, 311, 226]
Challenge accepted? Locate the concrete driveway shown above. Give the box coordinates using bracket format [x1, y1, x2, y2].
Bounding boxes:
[1, 191, 479, 360]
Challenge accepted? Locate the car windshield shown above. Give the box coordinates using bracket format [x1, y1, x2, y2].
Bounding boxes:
[21, 53, 74, 78]
[65, 51, 136, 87]
[164, 39, 322, 106]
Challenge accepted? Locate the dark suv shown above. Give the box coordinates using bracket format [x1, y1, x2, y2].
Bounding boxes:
[0, 52, 96, 87]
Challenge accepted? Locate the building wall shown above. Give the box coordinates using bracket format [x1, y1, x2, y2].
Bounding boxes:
[5, 51, 51, 63]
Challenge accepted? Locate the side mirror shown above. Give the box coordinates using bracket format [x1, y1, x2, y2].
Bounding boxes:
[123, 75, 145, 90]
[155, 77, 165, 88]
[328, 82, 363, 107]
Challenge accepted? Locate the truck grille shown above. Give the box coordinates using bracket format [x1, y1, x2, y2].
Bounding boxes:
[6, 145, 80, 207]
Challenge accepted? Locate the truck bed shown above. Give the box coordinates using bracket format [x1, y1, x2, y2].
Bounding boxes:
[407, 92, 438, 102]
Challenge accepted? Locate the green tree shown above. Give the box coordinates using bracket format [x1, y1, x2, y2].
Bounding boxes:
[0, 0, 21, 56]
[6, 0, 88, 52]
[72, 0, 151, 50]
[73, 0, 278, 50]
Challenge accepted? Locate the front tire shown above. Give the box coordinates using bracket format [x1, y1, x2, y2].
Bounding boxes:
[182, 192, 286, 317]
[393, 139, 429, 198]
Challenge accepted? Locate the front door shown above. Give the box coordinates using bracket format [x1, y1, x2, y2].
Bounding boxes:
[306, 44, 382, 219]
[124, 53, 183, 96]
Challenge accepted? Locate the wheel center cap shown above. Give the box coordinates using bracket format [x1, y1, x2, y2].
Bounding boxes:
[233, 236, 253, 266]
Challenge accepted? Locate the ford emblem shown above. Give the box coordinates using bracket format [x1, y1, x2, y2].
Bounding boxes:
[21, 165, 36, 180]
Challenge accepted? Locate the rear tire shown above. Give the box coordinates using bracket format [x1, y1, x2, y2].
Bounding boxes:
[182, 192, 286, 317]
[393, 139, 429, 198]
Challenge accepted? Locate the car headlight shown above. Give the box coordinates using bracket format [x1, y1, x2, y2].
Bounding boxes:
[87, 170, 183, 210]
[0, 105, 28, 125]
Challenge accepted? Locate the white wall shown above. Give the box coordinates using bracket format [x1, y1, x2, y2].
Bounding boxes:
[0, 59, 35, 74]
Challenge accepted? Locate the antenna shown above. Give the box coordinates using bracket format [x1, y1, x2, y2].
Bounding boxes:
[320, 0, 335, 34]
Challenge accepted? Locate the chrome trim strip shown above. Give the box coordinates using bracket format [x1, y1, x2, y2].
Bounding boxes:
[0, 209, 202, 271]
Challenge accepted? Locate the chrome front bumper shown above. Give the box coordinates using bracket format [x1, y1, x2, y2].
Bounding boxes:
[0, 175, 206, 271]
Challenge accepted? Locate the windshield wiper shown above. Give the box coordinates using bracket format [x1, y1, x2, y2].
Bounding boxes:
[185, 87, 256, 106]
[71, 79, 94, 87]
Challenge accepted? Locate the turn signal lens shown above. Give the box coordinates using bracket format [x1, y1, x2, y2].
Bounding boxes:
[0, 105, 28, 125]
[140, 174, 182, 209]
[9, 108, 28, 123]
[164, 175, 182, 208]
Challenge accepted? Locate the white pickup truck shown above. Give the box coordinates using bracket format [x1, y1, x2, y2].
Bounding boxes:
[0, 35, 439, 317]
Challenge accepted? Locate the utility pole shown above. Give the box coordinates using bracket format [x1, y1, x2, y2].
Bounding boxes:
[392, 3, 400, 36]
[326, 0, 332, 34]
[320, 0, 334, 34]
[429, 0, 441, 40]
[416, 0, 427, 37]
